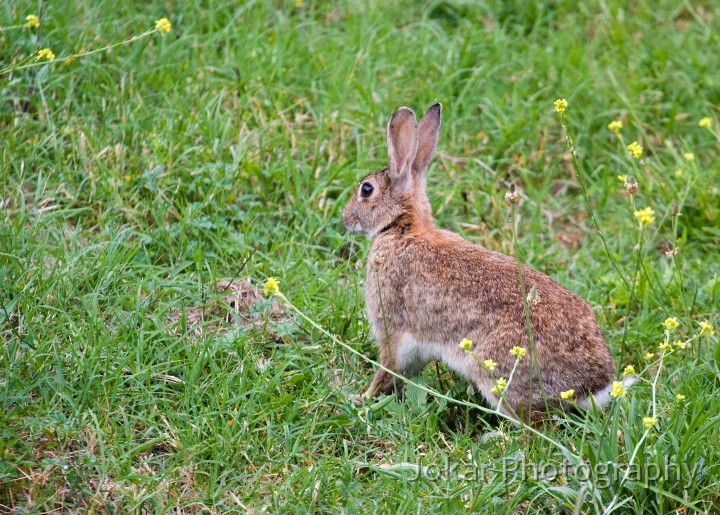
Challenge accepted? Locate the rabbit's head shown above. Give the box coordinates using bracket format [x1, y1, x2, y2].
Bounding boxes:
[343, 104, 441, 236]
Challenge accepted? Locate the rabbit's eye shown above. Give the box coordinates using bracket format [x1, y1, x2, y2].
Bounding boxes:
[360, 182, 374, 198]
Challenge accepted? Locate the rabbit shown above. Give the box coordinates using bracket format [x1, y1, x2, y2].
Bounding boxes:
[342, 103, 629, 421]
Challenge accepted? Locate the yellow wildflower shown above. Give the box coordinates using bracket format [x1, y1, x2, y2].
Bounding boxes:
[634, 207, 655, 226]
[458, 338, 473, 351]
[25, 15, 40, 29]
[642, 416, 657, 429]
[698, 117, 712, 129]
[609, 381, 626, 399]
[554, 99, 568, 114]
[623, 365, 636, 376]
[627, 141, 643, 159]
[490, 377, 507, 395]
[263, 277, 280, 296]
[608, 120, 623, 134]
[699, 320, 715, 337]
[483, 359, 497, 371]
[674, 169, 683, 177]
[155, 17, 172, 35]
[659, 341, 673, 353]
[644, 352, 654, 361]
[683, 152, 694, 161]
[617, 175, 627, 183]
[509, 346, 527, 359]
[560, 389, 575, 400]
[674, 339, 687, 350]
[675, 394, 686, 401]
[35, 48, 55, 62]
[663, 317, 679, 331]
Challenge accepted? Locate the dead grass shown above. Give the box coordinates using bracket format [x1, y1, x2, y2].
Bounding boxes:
[168, 280, 288, 342]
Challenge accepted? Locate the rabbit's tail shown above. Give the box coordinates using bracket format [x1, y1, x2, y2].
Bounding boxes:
[576, 375, 637, 410]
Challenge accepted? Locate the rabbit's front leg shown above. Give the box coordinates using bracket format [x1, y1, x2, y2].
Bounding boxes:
[363, 367, 404, 399]
[362, 333, 404, 399]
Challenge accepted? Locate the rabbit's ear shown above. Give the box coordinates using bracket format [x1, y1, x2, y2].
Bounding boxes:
[387, 107, 418, 194]
[413, 103, 441, 177]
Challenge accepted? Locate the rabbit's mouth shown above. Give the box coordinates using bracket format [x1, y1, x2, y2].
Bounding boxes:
[342, 213, 363, 233]
[342, 206, 359, 231]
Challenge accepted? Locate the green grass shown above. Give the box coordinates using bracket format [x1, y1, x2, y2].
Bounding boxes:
[2, 0, 720, 512]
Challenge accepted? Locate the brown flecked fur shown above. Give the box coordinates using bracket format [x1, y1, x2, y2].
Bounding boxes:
[342, 104, 615, 420]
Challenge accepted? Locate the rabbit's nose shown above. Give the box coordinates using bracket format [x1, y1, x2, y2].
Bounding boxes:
[341, 207, 353, 229]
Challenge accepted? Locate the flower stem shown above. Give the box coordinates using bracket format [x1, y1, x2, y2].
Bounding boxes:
[0, 29, 158, 77]
[560, 113, 630, 290]
[374, 265, 394, 371]
[0, 23, 28, 32]
[620, 219, 645, 358]
[510, 202, 547, 411]
[671, 212, 690, 321]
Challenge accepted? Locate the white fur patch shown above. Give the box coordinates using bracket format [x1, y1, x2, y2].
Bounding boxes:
[395, 334, 501, 410]
[396, 333, 475, 378]
[577, 375, 637, 409]
[395, 333, 439, 373]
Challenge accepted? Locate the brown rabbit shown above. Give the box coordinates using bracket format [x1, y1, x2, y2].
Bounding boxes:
[342, 103, 627, 421]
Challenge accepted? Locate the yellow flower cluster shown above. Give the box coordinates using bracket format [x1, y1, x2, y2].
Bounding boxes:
[458, 338, 473, 351]
[634, 207, 655, 226]
[674, 339, 687, 350]
[683, 152, 694, 161]
[698, 117, 712, 129]
[627, 141, 643, 159]
[263, 277, 280, 296]
[623, 365, 636, 376]
[35, 48, 55, 62]
[509, 346, 526, 359]
[155, 17, 172, 35]
[490, 377, 507, 395]
[699, 320, 715, 337]
[662, 317, 679, 331]
[659, 341, 673, 353]
[675, 394, 686, 401]
[483, 359, 497, 371]
[608, 120, 623, 134]
[554, 99, 567, 114]
[25, 14, 40, 29]
[642, 416, 657, 429]
[609, 381, 626, 399]
[560, 389, 575, 400]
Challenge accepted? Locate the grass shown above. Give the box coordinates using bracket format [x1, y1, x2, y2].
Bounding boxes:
[1, 0, 719, 512]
